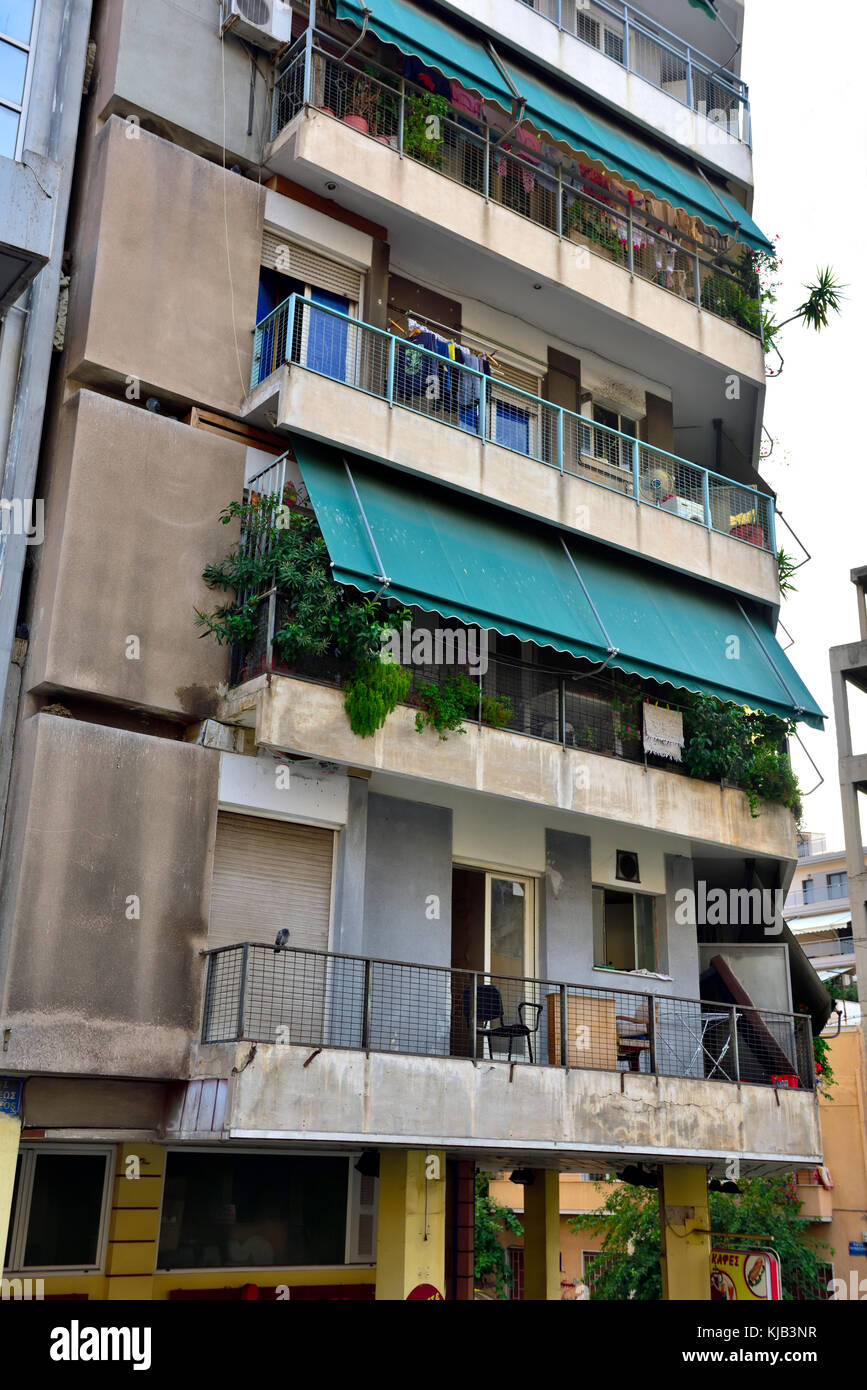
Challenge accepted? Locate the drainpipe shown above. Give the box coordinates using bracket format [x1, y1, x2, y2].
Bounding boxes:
[0, 0, 94, 783]
[712, 417, 722, 474]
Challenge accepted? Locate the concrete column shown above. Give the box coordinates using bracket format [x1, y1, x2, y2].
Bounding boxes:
[0, 1110, 22, 1276]
[375, 1149, 446, 1301]
[523, 1169, 560, 1301]
[659, 1164, 710, 1301]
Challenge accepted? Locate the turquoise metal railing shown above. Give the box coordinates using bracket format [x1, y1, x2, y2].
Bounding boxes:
[251, 294, 775, 554]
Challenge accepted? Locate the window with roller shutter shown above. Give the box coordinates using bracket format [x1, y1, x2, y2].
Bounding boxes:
[207, 811, 335, 952]
[260, 231, 363, 303]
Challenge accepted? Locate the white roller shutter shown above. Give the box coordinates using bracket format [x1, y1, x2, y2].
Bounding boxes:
[261, 231, 362, 302]
[208, 812, 334, 951]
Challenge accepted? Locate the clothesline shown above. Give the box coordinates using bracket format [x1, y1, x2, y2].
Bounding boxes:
[389, 312, 500, 368]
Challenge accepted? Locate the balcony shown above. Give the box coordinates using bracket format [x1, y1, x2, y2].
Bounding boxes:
[247, 295, 777, 584]
[217, 674, 798, 859]
[268, 36, 764, 367]
[196, 945, 820, 1170]
[438, 0, 751, 151]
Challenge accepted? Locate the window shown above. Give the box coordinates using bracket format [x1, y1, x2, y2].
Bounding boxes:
[593, 887, 657, 972]
[802, 877, 814, 903]
[157, 1152, 366, 1270]
[4, 1147, 112, 1271]
[580, 403, 636, 471]
[0, 1, 38, 161]
[827, 871, 848, 898]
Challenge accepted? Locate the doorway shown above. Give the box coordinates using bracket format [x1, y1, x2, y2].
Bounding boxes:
[450, 866, 535, 1056]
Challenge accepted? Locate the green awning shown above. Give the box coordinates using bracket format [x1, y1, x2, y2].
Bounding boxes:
[292, 437, 824, 728]
[336, 0, 772, 253]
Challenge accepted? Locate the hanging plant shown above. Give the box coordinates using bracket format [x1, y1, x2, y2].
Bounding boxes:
[343, 659, 412, 738]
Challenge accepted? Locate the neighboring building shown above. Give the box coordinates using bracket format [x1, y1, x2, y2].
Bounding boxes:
[784, 835, 861, 994]
[831, 568, 867, 1045]
[797, 1004, 867, 1300]
[0, 0, 830, 1301]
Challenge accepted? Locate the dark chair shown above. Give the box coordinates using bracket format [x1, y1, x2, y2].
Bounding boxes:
[464, 983, 542, 1063]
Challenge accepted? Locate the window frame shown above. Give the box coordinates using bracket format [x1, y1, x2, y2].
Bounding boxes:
[4, 1143, 114, 1274]
[592, 884, 658, 973]
[0, 0, 40, 163]
[155, 1146, 375, 1273]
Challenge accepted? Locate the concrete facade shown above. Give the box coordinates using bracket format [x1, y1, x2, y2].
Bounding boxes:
[25, 389, 245, 717]
[64, 117, 263, 415]
[0, 714, 219, 1077]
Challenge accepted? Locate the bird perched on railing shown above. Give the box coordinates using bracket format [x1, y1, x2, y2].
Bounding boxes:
[273, 928, 290, 953]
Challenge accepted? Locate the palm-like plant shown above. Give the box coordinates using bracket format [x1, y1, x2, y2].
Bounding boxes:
[764, 266, 845, 374]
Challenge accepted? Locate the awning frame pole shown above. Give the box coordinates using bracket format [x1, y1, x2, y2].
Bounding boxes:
[735, 600, 804, 717]
[342, 457, 391, 594]
[560, 538, 619, 658]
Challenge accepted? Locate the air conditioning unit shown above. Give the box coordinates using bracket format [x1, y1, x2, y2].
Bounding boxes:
[221, 0, 294, 52]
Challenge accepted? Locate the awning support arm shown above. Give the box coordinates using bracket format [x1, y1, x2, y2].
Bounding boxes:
[342, 456, 391, 595]
[560, 538, 619, 658]
[735, 600, 804, 717]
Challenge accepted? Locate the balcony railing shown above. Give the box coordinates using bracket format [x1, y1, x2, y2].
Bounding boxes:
[201, 944, 813, 1091]
[272, 36, 761, 335]
[785, 883, 849, 909]
[251, 294, 775, 552]
[521, 0, 750, 145]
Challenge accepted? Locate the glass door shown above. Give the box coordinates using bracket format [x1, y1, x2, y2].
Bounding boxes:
[487, 875, 534, 979]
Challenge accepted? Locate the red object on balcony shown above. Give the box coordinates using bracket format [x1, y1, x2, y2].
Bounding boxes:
[730, 523, 765, 547]
[342, 114, 369, 134]
[771, 1073, 800, 1088]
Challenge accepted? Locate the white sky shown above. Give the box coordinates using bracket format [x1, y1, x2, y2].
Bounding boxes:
[742, 0, 867, 850]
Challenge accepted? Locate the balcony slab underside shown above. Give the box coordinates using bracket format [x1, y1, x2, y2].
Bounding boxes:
[191, 1042, 821, 1174]
[218, 675, 797, 859]
[248, 365, 778, 609]
[268, 111, 765, 385]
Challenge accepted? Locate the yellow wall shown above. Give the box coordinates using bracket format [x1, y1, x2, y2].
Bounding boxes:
[21, 1142, 376, 1302]
[808, 1026, 867, 1294]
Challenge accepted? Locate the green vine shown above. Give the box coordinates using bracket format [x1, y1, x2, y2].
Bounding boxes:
[474, 1173, 522, 1299]
[811, 1032, 835, 1097]
[344, 659, 412, 738]
[196, 493, 410, 737]
[403, 92, 450, 166]
[681, 694, 802, 823]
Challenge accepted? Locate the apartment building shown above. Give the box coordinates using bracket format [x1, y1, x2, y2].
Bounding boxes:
[0, 0, 830, 1301]
[784, 834, 861, 996]
[831, 569, 867, 1046]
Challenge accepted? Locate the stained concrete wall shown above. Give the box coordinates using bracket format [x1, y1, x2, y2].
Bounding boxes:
[217, 1040, 822, 1170]
[64, 117, 263, 414]
[89, 0, 273, 169]
[233, 676, 797, 860]
[25, 389, 245, 720]
[0, 714, 219, 1077]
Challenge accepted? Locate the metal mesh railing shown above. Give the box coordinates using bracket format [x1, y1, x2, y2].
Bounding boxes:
[201, 945, 812, 1090]
[271, 41, 759, 334]
[251, 295, 775, 552]
[517, 0, 750, 144]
